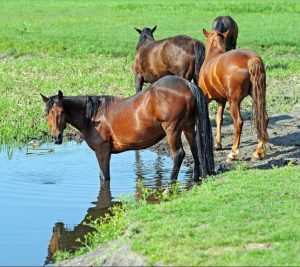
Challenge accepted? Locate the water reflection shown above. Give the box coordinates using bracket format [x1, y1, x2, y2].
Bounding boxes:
[45, 150, 193, 264]
[45, 180, 119, 264]
[0, 141, 193, 266]
[135, 150, 164, 188]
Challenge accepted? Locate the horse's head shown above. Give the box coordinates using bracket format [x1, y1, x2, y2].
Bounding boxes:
[134, 25, 157, 50]
[41, 90, 66, 145]
[202, 29, 228, 55]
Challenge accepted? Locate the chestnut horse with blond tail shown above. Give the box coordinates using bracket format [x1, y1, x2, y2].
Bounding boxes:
[199, 29, 269, 161]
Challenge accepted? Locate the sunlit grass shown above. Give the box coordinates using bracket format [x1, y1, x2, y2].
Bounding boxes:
[0, 0, 299, 144]
[53, 165, 300, 265]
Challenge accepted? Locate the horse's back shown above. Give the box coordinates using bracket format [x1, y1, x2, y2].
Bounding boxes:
[143, 35, 196, 52]
[218, 49, 260, 68]
[134, 35, 203, 83]
[106, 76, 194, 151]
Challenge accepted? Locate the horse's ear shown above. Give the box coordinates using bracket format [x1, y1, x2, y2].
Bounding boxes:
[222, 30, 229, 39]
[151, 25, 157, 33]
[203, 29, 210, 37]
[58, 90, 63, 100]
[134, 27, 142, 34]
[40, 93, 49, 103]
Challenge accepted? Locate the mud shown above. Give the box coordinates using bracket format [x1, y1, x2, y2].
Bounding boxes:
[151, 110, 300, 172]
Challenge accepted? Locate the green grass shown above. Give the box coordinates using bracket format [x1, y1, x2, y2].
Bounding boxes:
[129, 165, 300, 265]
[54, 165, 300, 265]
[0, 0, 300, 144]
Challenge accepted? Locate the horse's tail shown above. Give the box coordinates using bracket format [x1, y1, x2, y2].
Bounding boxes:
[193, 41, 205, 85]
[188, 82, 214, 178]
[248, 57, 269, 143]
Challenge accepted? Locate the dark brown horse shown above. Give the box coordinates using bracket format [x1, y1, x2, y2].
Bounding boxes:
[133, 26, 205, 93]
[212, 16, 238, 51]
[199, 29, 269, 161]
[41, 76, 214, 181]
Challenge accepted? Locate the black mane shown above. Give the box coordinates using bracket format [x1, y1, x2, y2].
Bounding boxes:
[45, 95, 115, 119]
[85, 95, 115, 119]
[136, 28, 155, 50]
[46, 98, 55, 113]
[214, 20, 227, 33]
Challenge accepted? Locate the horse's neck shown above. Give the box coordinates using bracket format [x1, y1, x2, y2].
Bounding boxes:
[137, 38, 154, 50]
[63, 98, 88, 133]
[206, 46, 225, 58]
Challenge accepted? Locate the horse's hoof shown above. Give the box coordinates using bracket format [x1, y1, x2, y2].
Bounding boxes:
[214, 144, 222, 150]
[252, 152, 265, 160]
[226, 157, 233, 164]
[226, 150, 240, 162]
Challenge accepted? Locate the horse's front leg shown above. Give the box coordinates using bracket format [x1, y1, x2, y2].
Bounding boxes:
[215, 102, 226, 150]
[227, 100, 243, 162]
[135, 73, 144, 93]
[95, 143, 111, 180]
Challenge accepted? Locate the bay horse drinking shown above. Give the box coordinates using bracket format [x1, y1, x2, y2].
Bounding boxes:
[41, 76, 214, 181]
[199, 29, 269, 161]
[133, 26, 205, 93]
[212, 16, 238, 51]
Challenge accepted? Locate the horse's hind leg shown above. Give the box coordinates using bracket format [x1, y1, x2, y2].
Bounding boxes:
[228, 99, 243, 161]
[183, 129, 200, 181]
[215, 102, 226, 150]
[163, 124, 185, 181]
[253, 115, 269, 159]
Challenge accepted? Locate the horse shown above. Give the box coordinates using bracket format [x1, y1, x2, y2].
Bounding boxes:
[41, 75, 214, 181]
[212, 16, 238, 51]
[198, 29, 269, 161]
[133, 25, 205, 93]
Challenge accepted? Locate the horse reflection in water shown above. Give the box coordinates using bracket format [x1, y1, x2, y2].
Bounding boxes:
[45, 180, 118, 264]
[134, 151, 165, 189]
[45, 151, 190, 264]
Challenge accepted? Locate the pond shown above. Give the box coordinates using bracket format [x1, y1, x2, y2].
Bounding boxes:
[0, 141, 192, 265]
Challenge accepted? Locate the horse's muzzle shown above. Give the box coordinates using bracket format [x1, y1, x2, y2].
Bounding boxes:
[53, 132, 63, 145]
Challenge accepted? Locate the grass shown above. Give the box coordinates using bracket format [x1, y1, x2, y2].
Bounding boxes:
[53, 164, 300, 265]
[129, 165, 300, 265]
[1, 1, 299, 265]
[0, 0, 300, 144]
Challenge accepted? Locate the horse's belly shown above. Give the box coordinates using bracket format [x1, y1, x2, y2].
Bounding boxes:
[111, 125, 165, 153]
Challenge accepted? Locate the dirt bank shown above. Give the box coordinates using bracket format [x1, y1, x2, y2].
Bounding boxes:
[152, 109, 300, 171]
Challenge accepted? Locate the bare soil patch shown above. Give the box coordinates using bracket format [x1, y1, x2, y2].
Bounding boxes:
[152, 110, 300, 172]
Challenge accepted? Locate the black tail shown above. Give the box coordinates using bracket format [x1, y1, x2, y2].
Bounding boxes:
[193, 41, 205, 85]
[188, 82, 214, 177]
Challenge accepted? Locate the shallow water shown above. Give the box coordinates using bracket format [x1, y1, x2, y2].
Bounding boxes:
[0, 141, 191, 265]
